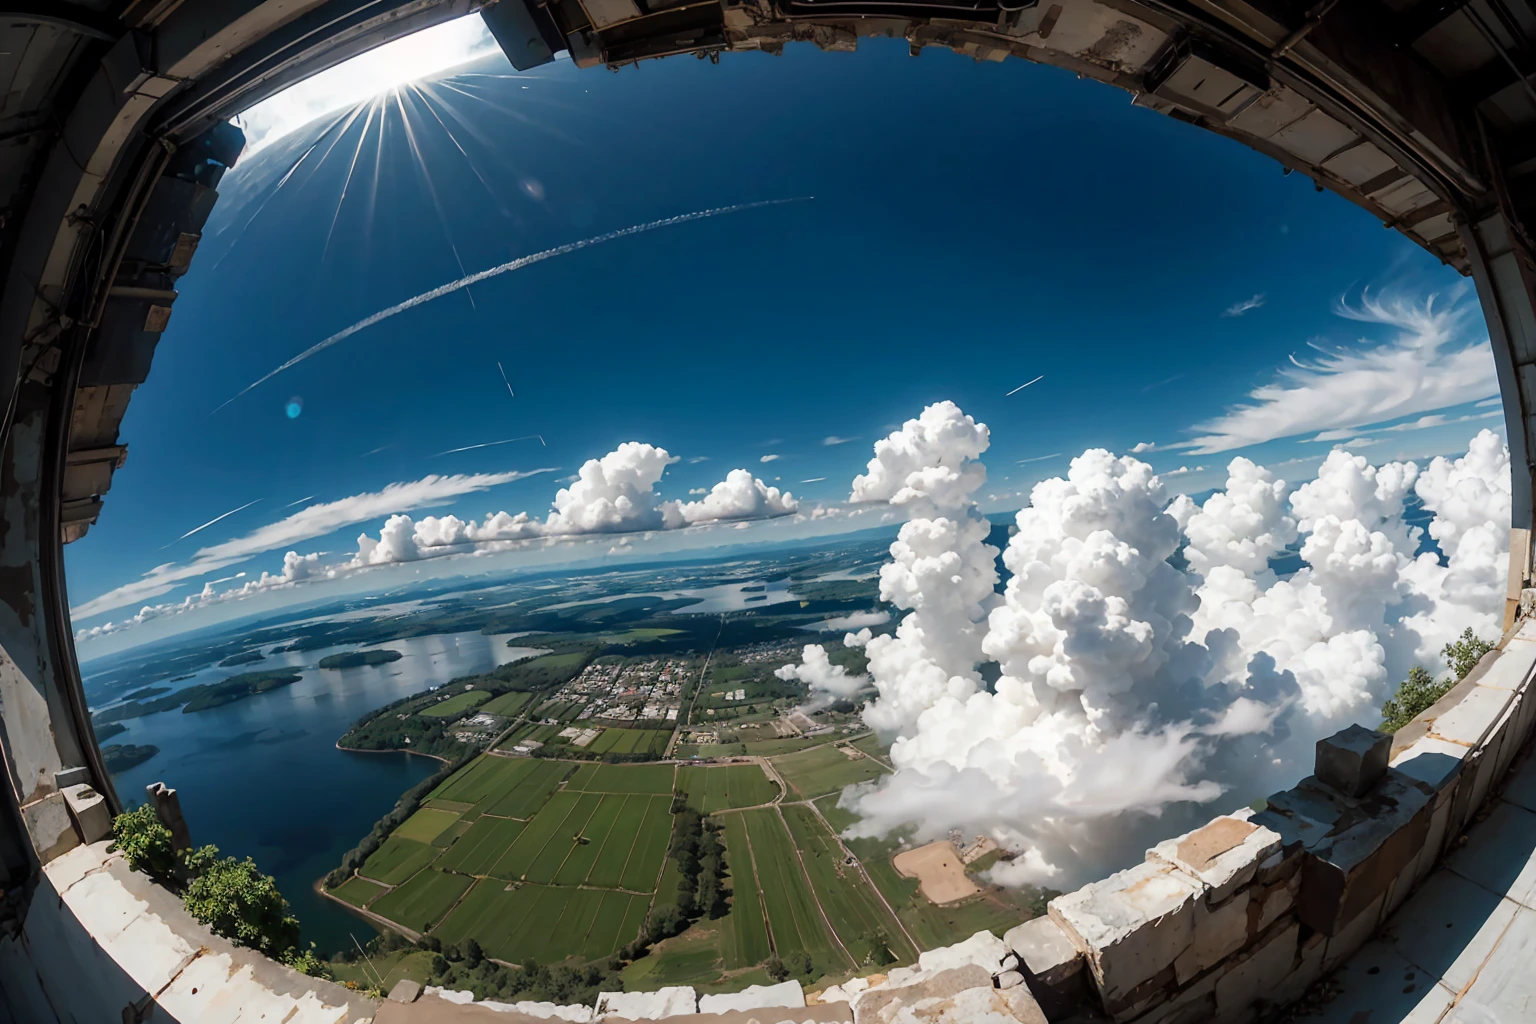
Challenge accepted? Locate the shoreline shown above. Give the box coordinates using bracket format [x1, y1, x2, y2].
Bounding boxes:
[334, 740, 451, 765]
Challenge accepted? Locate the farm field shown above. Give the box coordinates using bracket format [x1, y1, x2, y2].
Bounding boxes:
[430, 754, 544, 805]
[719, 814, 772, 969]
[420, 689, 492, 717]
[850, 732, 891, 761]
[770, 743, 888, 800]
[677, 764, 778, 812]
[482, 759, 572, 819]
[567, 762, 676, 795]
[487, 790, 672, 891]
[433, 881, 650, 963]
[816, 797, 1038, 950]
[393, 807, 460, 843]
[740, 808, 850, 976]
[781, 804, 917, 964]
[435, 816, 526, 875]
[369, 869, 473, 933]
[329, 875, 387, 908]
[480, 691, 533, 717]
[359, 836, 438, 885]
[588, 727, 669, 757]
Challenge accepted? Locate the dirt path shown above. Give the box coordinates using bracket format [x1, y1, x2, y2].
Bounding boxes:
[775, 804, 856, 971]
[801, 796, 921, 956]
[666, 617, 724, 757]
[737, 812, 777, 956]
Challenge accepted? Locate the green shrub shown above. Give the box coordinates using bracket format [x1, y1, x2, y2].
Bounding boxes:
[1381, 627, 1497, 733]
[181, 853, 301, 957]
[109, 805, 179, 880]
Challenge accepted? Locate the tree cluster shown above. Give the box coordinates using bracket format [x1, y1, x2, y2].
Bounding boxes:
[1381, 627, 1497, 733]
[110, 806, 328, 977]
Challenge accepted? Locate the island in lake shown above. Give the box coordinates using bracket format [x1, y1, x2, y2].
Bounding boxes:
[218, 650, 267, 667]
[91, 670, 303, 725]
[123, 685, 171, 701]
[318, 649, 403, 670]
[101, 744, 159, 773]
[94, 721, 127, 742]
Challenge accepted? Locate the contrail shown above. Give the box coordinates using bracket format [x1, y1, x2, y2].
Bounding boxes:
[283, 495, 315, 508]
[1016, 453, 1061, 465]
[212, 197, 811, 413]
[437, 434, 546, 456]
[207, 572, 248, 585]
[1006, 375, 1045, 396]
[163, 499, 261, 548]
[498, 361, 515, 399]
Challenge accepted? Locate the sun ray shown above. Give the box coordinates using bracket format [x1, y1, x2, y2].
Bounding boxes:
[433, 79, 588, 148]
[322, 97, 380, 264]
[204, 105, 361, 275]
[409, 82, 516, 223]
[393, 87, 477, 310]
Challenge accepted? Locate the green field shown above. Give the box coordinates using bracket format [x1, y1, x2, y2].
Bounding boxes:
[420, 689, 493, 718]
[677, 764, 778, 812]
[566, 762, 676, 795]
[394, 807, 461, 843]
[697, 736, 821, 758]
[359, 835, 438, 885]
[430, 754, 555, 806]
[481, 691, 533, 717]
[436, 816, 527, 875]
[817, 797, 1036, 950]
[588, 727, 670, 757]
[741, 809, 850, 976]
[770, 744, 888, 800]
[781, 804, 917, 964]
[850, 733, 890, 761]
[329, 875, 388, 908]
[434, 819, 472, 848]
[369, 868, 473, 933]
[488, 790, 672, 890]
[433, 881, 650, 963]
[481, 758, 572, 818]
[498, 722, 563, 749]
[719, 814, 772, 968]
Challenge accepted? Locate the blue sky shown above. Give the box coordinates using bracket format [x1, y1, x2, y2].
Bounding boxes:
[65, 20, 1498, 651]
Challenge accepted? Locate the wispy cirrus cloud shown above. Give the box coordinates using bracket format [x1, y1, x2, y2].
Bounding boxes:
[1306, 410, 1501, 443]
[822, 435, 855, 446]
[72, 468, 558, 619]
[1183, 293, 1496, 455]
[1222, 293, 1266, 318]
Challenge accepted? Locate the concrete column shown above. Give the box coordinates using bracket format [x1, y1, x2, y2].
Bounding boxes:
[1460, 210, 1536, 629]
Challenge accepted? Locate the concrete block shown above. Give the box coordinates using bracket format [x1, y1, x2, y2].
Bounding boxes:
[1294, 771, 1433, 936]
[1321, 891, 1385, 971]
[1049, 859, 1202, 1011]
[1250, 783, 1345, 856]
[1253, 875, 1295, 933]
[860, 981, 1047, 1023]
[1429, 685, 1512, 748]
[698, 980, 804, 1013]
[1003, 917, 1082, 987]
[595, 986, 696, 1019]
[1315, 725, 1391, 798]
[60, 784, 110, 845]
[997, 970, 1025, 990]
[1416, 790, 1456, 884]
[1212, 921, 1298, 1023]
[852, 964, 992, 1023]
[54, 766, 91, 790]
[999, 952, 1020, 972]
[917, 929, 1010, 975]
[816, 977, 870, 1005]
[1267, 930, 1325, 1012]
[1173, 891, 1249, 984]
[1149, 816, 1281, 904]
[1390, 736, 1467, 790]
[387, 979, 421, 1003]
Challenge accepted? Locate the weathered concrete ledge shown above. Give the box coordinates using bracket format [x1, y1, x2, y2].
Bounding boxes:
[9, 620, 1536, 1024]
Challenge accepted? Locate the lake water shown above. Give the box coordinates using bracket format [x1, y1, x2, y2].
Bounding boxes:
[96, 629, 541, 953]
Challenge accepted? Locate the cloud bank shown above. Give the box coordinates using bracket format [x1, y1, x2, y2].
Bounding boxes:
[776, 400, 1510, 886]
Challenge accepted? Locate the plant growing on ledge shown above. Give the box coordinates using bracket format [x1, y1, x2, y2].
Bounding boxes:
[109, 807, 331, 978]
[1381, 627, 1498, 733]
